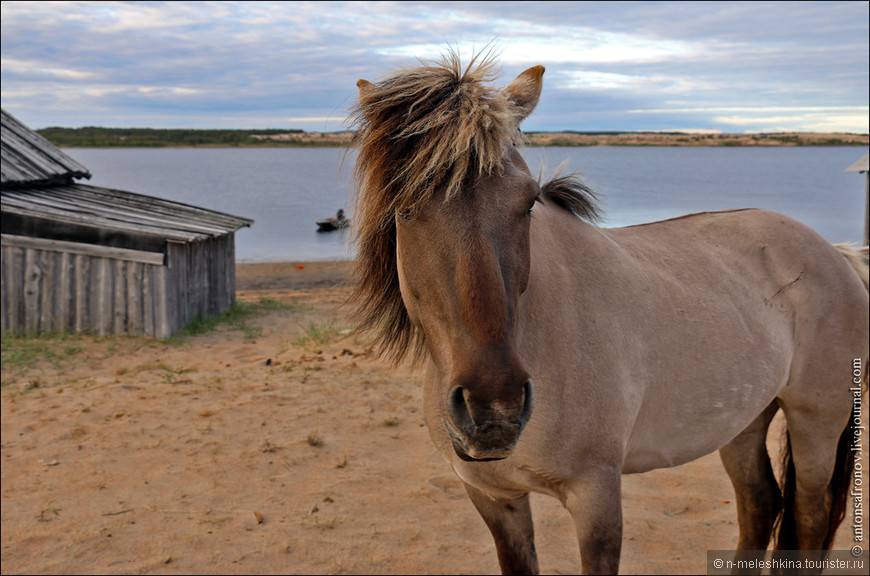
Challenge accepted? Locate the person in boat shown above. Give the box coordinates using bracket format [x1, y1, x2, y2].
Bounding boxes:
[317, 209, 349, 231]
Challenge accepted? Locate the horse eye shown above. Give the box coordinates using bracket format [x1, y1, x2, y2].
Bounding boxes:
[526, 194, 542, 216]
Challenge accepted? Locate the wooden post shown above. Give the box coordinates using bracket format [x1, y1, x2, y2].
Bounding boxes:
[864, 171, 868, 247]
[846, 153, 869, 246]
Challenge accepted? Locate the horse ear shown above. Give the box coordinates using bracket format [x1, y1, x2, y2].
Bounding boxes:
[504, 65, 545, 120]
[357, 79, 376, 103]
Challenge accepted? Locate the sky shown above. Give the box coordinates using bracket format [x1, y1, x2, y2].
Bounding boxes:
[1, 1, 868, 134]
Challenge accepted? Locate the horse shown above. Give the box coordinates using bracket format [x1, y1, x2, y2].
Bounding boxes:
[347, 50, 869, 574]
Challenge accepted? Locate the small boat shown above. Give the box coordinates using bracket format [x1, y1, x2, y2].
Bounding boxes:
[316, 209, 350, 232]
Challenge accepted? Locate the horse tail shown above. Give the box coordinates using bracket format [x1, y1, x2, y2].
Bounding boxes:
[824, 412, 860, 549]
[824, 242, 867, 549]
[834, 242, 869, 292]
[773, 430, 797, 550]
[835, 242, 869, 387]
[773, 243, 866, 550]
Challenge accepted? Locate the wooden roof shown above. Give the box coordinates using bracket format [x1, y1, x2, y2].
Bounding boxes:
[1, 108, 252, 241]
[2, 183, 252, 241]
[1, 108, 91, 188]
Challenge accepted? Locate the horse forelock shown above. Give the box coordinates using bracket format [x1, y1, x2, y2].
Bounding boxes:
[352, 51, 522, 212]
[349, 51, 525, 364]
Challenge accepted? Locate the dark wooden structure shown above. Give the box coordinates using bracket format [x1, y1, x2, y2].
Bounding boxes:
[845, 152, 869, 247]
[1, 109, 253, 338]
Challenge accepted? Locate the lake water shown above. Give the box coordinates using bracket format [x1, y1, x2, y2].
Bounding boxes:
[66, 146, 868, 262]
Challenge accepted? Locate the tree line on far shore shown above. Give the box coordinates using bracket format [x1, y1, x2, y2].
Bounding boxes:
[35, 127, 337, 148]
[37, 126, 869, 148]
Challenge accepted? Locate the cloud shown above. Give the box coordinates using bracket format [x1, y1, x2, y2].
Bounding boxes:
[1, 57, 98, 81]
[559, 70, 700, 95]
[626, 105, 869, 134]
[379, 25, 694, 65]
[1, 1, 867, 133]
[712, 112, 870, 134]
[283, 117, 345, 124]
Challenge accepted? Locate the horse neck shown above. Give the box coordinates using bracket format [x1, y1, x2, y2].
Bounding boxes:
[520, 208, 629, 337]
[528, 205, 617, 281]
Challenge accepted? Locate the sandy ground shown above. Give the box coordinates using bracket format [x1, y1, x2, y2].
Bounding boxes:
[1, 260, 864, 575]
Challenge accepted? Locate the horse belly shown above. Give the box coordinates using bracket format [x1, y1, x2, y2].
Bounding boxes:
[621, 350, 788, 474]
[619, 295, 793, 474]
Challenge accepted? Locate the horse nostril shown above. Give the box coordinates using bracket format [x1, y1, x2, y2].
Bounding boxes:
[518, 379, 534, 427]
[447, 386, 476, 435]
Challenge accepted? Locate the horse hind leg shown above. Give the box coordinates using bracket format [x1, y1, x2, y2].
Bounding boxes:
[719, 401, 783, 562]
[774, 403, 855, 554]
[464, 483, 539, 575]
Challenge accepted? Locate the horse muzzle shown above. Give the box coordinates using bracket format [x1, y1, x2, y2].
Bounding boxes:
[444, 379, 534, 461]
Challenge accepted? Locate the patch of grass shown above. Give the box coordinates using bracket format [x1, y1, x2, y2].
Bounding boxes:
[314, 516, 342, 531]
[1, 333, 86, 371]
[160, 365, 197, 385]
[306, 430, 325, 448]
[36, 501, 62, 522]
[171, 298, 300, 342]
[293, 320, 342, 348]
[63, 344, 84, 356]
[2, 298, 302, 365]
[254, 298, 299, 312]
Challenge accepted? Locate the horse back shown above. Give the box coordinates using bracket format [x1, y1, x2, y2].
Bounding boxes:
[610, 208, 867, 324]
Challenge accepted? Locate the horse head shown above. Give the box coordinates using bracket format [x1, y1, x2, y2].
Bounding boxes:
[395, 140, 539, 461]
[352, 55, 544, 461]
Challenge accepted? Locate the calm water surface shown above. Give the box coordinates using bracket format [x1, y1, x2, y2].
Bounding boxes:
[67, 146, 868, 262]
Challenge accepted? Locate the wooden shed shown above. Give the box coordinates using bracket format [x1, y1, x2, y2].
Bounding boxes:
[1, 109, 253, 338]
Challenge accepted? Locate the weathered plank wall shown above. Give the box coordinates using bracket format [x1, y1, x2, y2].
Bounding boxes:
[164, 234, 237, 335]
[1, 233, 237, 339]
[1, 234, 170, 337]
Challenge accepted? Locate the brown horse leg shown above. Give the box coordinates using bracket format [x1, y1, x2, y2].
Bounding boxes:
[777, 406, 849, 552]
[718, 401, 782, 573]
[464, 483, 539, 575]
[765, 399, 853, 576]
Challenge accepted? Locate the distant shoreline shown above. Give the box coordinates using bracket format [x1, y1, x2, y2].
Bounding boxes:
[523, 131, 869, 147]
[39, 127, 869, 148]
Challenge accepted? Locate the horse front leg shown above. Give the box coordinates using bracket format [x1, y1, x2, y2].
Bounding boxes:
[564, 470, 623, 575]
[464, 483, 539, 575]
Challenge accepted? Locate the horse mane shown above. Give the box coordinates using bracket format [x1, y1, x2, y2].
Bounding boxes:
[540, 173, 601, 222]
[348, 50, 600, 364]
